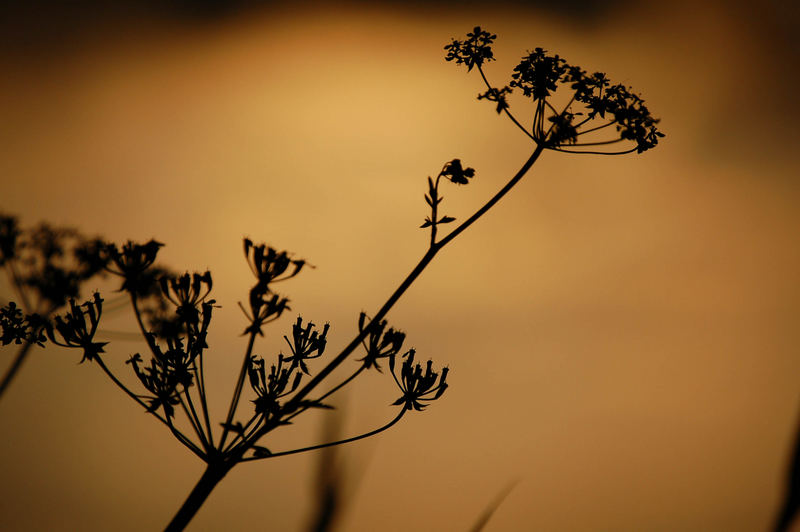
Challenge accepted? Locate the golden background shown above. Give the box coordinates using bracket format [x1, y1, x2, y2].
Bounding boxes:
[1, 1, 798, 530]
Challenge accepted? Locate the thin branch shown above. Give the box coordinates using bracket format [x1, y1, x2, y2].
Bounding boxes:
[541, 93, 576, 145]
[575, 119, 616, 137]
[165, 414, 207, 460]
[429, 174, 441, 248]
[93, 356, 205, 459]
[219, 329, 259, 449]
[234, 416, 269, 455]
[222, 413, 261, 454]
[237, 145, 546, 456]
[543, 99, 559, 116]
[535, 100, 547, 139]
[130, 296, 160, 360]
[228, 415, 267, 455]
[548, 146, 637, 155]
[568, 138, 624, 147]
[282, 364, 366, 425]
[193, 358, 214, 448]
[436, 143, 544, 248]
[476, 66, 534, 140]
[180, 387, 210, 451]
[571, 114, 594, 130]
[312, 365, 366, 408]
[240, 408, 406, 462]
[94, 357, 169, 425]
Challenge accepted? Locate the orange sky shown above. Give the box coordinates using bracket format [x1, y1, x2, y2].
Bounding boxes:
[1, 2, 799, 531]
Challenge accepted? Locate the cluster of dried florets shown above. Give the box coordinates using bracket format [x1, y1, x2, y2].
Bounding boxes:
[46, 293, 106, 363]
[245, 317, 330, 423]
[106, 240, 162, 294]
[240, 238, 305, 335]
[248, 352, 302, 418]
[0, 302, 45, 347]
[129, 284, 214, 416]
[236, 242, 447, 437]
[0, 214, 110, 399]
[445, 27, 663, 154]
[390, 349, 448, 412]
[0, 214, 107, 313]
[357, 312, 406, 370]
[1, 27, 664, 531]
[30, 231, 447, 464]
[284, 316, 329, 374]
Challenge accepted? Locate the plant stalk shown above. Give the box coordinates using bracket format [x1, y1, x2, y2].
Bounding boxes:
[0, 340, 34, 400]
[164, 462, 232, 532]
[172, 143, 547, 525]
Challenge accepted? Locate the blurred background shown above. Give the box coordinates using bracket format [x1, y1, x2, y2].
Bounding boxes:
[1, 0, 798, 530]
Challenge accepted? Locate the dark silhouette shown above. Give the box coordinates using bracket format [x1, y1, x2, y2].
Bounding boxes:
[1, 27, 662, 530]
[0, 216, 181, 399]
[774, 408, 800, 532]
[0, 216, 106, 399]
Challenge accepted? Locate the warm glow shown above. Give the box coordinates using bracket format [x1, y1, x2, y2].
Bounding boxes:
[1, 2, 798, 531]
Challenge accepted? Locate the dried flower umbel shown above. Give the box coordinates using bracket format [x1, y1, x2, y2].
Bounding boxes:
[0, 302, 45, 347]
[0, 214, 108, 399]
[46, 293, 107, 363]
[445, 26, 663, 154]
[2, 27, 662, 531]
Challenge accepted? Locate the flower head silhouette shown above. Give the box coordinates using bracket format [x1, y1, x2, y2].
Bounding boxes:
[46, 293, 107, 363]
[390, 349, 448, 411]
[447, 30, 664, 154]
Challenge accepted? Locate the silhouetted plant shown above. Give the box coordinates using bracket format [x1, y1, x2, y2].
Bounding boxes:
[0, 215, 181, 399]
[2, 27, 662, 530]
[0, 214, 107, 399]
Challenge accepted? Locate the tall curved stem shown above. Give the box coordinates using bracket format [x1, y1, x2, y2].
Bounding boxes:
[243, 144, 545, 451]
